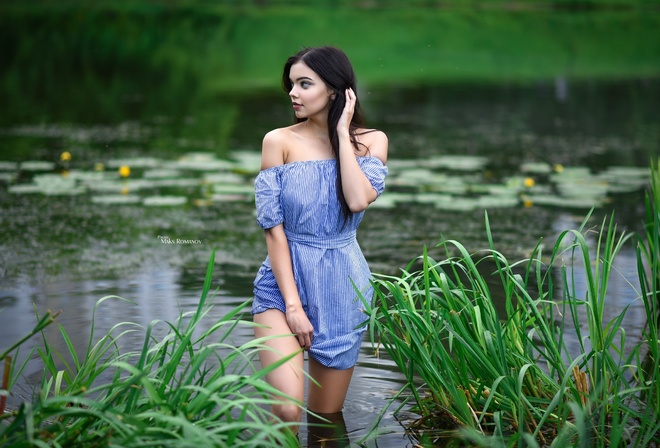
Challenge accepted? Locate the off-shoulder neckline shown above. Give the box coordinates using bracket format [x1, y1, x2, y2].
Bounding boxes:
[258, 156, 383, 174]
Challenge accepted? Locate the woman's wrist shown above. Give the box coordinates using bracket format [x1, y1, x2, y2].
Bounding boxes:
[284, 298, 303, 311]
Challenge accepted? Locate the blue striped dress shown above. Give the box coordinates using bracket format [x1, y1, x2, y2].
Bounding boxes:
[252, 157, 388, 370]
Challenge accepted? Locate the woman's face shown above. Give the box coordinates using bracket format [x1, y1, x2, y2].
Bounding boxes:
[288, 61, 334, 120]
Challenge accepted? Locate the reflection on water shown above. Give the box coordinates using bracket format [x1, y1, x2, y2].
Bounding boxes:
[0, 80, 657, 447]
[306, 411, 350, 447]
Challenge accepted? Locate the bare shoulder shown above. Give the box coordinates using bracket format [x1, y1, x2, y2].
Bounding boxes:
[260, 128, 289, 169]
[357, 129, 388, 164]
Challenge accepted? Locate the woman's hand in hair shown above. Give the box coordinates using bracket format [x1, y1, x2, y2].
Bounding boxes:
[337, 88, 356, 137]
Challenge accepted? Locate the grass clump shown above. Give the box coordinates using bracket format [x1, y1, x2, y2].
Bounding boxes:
[0, 250, 299, 448]
[362, 163, 660, 447]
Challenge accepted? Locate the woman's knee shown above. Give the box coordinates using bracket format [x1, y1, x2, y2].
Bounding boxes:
[273, 402, 303, 423]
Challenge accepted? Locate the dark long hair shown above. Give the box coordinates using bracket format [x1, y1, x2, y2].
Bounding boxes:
[282, 46, 367, 222]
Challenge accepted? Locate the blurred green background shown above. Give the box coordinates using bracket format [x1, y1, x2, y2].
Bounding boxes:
[2, 0, 659, 156]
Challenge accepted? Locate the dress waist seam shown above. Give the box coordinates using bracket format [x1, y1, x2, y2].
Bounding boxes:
[284, 229, 356, 249]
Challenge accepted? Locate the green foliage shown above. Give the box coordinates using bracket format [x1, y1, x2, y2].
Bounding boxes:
[361, 165, 660, 446]
[1, 4, 659, 124]
[636, 158, 660, 435]
[0, 250, 300, 447]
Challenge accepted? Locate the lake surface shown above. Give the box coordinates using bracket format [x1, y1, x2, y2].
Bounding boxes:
[2, 78, 657, 446]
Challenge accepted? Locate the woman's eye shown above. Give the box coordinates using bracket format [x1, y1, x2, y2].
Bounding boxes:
[301, 81, 310, 88]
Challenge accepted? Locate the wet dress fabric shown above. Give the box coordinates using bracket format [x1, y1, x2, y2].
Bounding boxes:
[252, 157, 387, 370]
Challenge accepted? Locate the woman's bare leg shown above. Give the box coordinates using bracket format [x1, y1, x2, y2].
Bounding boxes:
[307, 357, 354, 414]
[254, 309, 306, 433]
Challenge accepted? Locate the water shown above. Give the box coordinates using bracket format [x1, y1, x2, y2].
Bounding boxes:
[1, 79, 658, 446]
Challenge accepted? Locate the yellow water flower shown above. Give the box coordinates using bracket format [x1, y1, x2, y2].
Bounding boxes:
[94, 162, 105, 171]
[120, 186, 130, 195]
[118, 165, 131, 178]
[523, 198, 534, 208]
[524, 177, 535, 188]
[60, 151, 71, 162]
[554, 163, 564, 173]
[61, 170, 70, 178]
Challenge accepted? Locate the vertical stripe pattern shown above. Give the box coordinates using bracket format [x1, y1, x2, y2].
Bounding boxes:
[252, 157, 388, 370]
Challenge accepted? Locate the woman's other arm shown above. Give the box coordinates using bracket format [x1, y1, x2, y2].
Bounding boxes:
[337, 89, 388, 212]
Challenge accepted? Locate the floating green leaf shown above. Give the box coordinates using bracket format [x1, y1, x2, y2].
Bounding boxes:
[521, 162, 552, 174]
[143, 169, 182, 179]
[212, 184, 255, 195]
[427, 155, 489, 171]
[142, 196, 188, 206]
[106, 157, 163, 169]
[0, 161, 18, 171]
[19, 161, 55, 171]
[91, 195, 142, 204]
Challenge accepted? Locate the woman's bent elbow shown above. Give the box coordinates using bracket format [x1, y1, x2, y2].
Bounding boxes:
[347, 199, 370, 213]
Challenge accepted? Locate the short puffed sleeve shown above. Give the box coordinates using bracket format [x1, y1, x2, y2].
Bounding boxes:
[254, 167, 284, 229]
[359, 157, 388, 197]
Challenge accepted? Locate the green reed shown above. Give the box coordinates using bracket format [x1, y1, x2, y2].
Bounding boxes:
[0, 250, 300, 448]
[362, 164, 660, 446]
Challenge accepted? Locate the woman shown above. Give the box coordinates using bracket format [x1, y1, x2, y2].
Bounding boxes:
[252, 46, 388, 433]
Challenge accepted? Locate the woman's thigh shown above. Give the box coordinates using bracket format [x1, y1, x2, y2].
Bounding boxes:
[253, 309, 305, 403]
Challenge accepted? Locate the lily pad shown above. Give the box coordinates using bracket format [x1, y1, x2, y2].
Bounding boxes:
[178, 152, 217, 162]
[143, 196, 188, 206]
[413, 193, 454, 204]
[476, 196, 519, 208]
[427, 155, 489, 171]
[397, 168, 435, 180]
[426, 179, 468, 195]
[597, 168, 649, 193]
[602, 166, 649, 178]
[378, 192, 416, 204]
[20, 161, 55, 171]
[9, 184, 42, 194]
[170, 158, 235, 171]
[0, 161, 18, 171]
[606, 178, 650, 193]
[143, 169, 182, 179]
[203, 172, 246, 184]
[368, 195, 398, 209]
[91, 194, 142, 205]
[434, 198, 480, 212]
[230, 151, 263, 174]
[470, 184, 520, 196]
[106, 157, 163, 169]
[86, 180, 151, 193]
[521, 162, 552, 174]
[212, 184, 255, 195]
[149, 178, 201, 188]
[386, 159, 424, 170]
[550, 167, 591, 180]
[31, 174, 86, 195]
[529, 195, 604, 209]
[556, 182, 608, 198]
[210, 194, 252, 202]
[67, 171, 112, 181]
